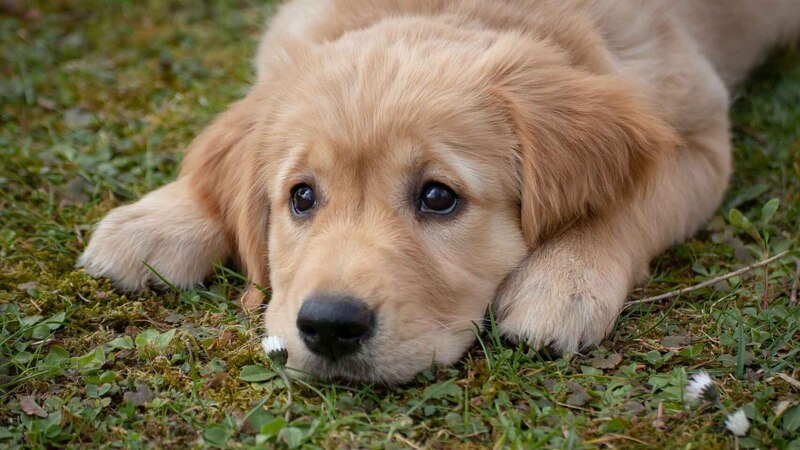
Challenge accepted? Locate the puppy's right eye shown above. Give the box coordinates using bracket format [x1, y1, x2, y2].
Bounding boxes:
[291, 184, 316, 216]
[419, 182, 458, 215]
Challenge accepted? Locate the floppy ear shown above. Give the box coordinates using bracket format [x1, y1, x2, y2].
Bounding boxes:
[482, 37, 679, 245]
[234, 163, 270, 310]
[180, 92, 270, 310]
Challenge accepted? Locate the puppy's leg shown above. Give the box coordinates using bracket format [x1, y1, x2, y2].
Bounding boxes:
[78, 176, 232, 291]
[495, 118, 733, 352]
[78, 93, 265, 300]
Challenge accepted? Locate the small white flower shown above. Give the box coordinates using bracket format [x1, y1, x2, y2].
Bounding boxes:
[686, 371, 716, 402]
[725, 409, 750, 436]
[261, 336, 287, 357]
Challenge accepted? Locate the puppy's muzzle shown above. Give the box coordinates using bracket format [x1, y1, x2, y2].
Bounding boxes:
[296, 294, 375, 360]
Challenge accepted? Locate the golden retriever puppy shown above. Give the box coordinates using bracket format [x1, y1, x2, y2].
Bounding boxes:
[78, 0, 800, 383]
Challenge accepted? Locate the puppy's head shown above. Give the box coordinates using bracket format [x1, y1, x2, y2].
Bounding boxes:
[225, 24, 675, 383]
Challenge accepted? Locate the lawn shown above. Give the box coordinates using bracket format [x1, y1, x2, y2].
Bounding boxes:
[1, 1, 799, 448]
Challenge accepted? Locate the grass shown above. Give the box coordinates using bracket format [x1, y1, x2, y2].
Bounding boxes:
[1, 1, 799, 448]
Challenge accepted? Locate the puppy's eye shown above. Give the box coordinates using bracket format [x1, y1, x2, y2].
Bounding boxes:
[419, 182, 458, 215]
[291, 184, 316, 215]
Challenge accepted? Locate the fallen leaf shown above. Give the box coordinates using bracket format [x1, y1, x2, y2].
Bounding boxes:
[662, 334, 691, 349]
[58, 177, 91, 204]
[775, 400, 794, 418]
[164, 312, 185, 323]
[586, 353, 623, 369]
[727, 236, 756, 264]
[123, 384, 155, 406]
[203, 372, 228, 392]
[0, 0, 38, 17]
[36, 97, 57, 110]
[216, 330, 234, 347]
[19, 395, 48, 418]
[565, 381, 590, 407]
[17, 281, 39, 291]
[63, 108, 97, 129]
[623, 401, 645, 416]
[652, 400, 666, 429]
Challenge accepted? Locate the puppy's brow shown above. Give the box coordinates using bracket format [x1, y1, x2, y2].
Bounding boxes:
[274, 146, 311, 193]
[428, 145, 480, 193]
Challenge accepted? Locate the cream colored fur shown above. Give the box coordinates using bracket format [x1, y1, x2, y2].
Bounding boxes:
[78, 177, 231, 290]
[78, 0, 800, 383]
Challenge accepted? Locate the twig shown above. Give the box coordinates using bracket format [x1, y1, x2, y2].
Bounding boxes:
[393, 433, 424, 450]
[626, 250, 790, 307]
[585, 434, 651, 447]
[768, 373, 800, 390]
[651, 400, 665, 430]
[791, 258, 799, 304]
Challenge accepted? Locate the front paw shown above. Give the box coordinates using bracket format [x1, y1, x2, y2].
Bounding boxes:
[493, 236, 632, 353]
[77, 181, 230, 291]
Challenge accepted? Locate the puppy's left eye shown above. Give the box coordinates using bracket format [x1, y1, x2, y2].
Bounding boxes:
[419, 182, 458, 215]
[291, 184, 316, 216]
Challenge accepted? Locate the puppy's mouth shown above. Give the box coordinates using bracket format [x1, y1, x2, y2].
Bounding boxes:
[294, 351, 383, 383]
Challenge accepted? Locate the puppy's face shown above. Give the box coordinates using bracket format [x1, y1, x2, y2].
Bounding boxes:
[242, 26, 673, 383]
[259, 36, 529, 383]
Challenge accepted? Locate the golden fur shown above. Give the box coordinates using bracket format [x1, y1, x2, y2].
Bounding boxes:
[79, 0, 800, 383]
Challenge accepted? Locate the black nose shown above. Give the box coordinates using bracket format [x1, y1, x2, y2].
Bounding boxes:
[296, 295, 376, 360]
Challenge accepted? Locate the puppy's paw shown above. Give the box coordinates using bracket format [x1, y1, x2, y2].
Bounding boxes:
[494, 234, 632, 353]
[77, 181, 231, 292]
